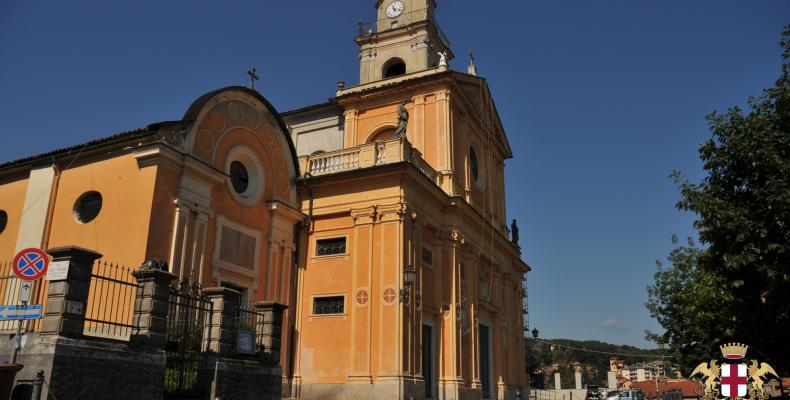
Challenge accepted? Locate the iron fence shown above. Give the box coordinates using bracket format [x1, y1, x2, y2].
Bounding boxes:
[0, 259, 49, 332]
[83, 260, 138, 341]
[235, 300, 265, 355]
[164, 279, 212, 398]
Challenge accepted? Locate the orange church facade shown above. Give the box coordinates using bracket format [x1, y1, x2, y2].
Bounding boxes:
[0, 1, 530, 399]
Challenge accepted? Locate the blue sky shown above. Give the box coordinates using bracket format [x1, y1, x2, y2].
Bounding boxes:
[1, 1, 788, 348]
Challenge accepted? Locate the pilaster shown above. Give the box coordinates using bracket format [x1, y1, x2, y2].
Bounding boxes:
[347, 206, 377, 383]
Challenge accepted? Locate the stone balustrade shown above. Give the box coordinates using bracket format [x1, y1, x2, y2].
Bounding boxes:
[298, 138, 439, 185]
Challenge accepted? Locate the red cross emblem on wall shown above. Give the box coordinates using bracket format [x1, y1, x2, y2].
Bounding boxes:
[720, 364, 748, 398]
[383, 288, 397, 304]
[356, 290, 369, 305]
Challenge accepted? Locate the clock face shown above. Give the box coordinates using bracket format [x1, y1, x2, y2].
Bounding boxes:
[386, 1, 405, 18]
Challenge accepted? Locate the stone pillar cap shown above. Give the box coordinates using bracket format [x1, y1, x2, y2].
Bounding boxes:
[46, 246, 102, 262]
[254, 301, 288, 311]
[203, 287, 242, 297]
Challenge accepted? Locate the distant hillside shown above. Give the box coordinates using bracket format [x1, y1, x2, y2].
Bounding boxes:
[526, 338, 675, 389]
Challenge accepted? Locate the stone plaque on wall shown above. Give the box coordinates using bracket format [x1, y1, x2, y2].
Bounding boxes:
[219, 226, 256, 269]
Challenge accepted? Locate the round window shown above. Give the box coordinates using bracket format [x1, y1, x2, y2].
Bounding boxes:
[225, 146, 265, 207]
[74, 191, 103, 224]
[230, 161, 250, 194]
[469, 147, 479, 182]
[0, 210, 7, 234]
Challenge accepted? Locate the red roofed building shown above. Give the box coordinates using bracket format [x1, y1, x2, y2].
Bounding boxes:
[631, 379, 703, 400]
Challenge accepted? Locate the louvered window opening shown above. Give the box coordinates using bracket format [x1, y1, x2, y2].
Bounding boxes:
[316, 238, 346, 256]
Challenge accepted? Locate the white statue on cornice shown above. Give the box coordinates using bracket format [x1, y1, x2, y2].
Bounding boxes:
[437, 51, 448, 68]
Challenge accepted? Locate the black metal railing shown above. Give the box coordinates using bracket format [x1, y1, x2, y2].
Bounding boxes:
[235, 300, 265, 355]
[83, 261, 138, 341]
[0, 259, 49, 332]
[164, 279, 212, 398]
[358, 8, 450, 47]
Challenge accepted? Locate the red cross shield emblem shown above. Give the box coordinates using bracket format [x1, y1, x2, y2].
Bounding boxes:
[720, 363, 748, 398]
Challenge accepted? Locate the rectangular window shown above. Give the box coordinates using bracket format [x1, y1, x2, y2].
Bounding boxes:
[313, 296, 345, 315]
[316, 237, 346, 256]
[421, 247, 433, 266]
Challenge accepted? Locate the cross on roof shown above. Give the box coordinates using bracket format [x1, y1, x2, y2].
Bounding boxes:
[247, 68, 259, 90]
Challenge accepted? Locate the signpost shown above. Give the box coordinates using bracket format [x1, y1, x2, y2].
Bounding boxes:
[12, 248, 49, 281]
[19, 281, 33, 303]
[0, 305, 43, 321]
[9, 248, 48, 363]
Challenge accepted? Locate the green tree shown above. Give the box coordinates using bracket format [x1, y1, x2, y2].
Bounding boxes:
[648, 26, 790, 375]
[646, 236, 735, 373]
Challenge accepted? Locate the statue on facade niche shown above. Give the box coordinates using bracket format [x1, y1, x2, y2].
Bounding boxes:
[437, 51, 448, 68]
[511, 219, 520, 247]
[394, 100, 409, 139]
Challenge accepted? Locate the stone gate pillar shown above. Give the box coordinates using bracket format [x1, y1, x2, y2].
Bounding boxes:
[131, 261, 177, 347]
[41, 246, 102, 338]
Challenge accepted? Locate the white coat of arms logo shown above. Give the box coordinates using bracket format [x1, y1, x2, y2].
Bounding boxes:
[690, 343, 778, 400]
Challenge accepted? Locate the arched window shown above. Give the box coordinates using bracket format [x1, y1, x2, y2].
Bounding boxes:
[469, 147, 480, 182]
[368, 128, 397, 143]
[469, 145, 486, 190]
[383, 58, 406, 79]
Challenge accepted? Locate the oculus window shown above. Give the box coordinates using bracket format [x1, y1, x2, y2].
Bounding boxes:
[469, 147, 479, 183]
[225, 146, 265, 207]
[0, 210, 7, 234]
[74, 191, 102, 224]
[230, 160, 250, 194]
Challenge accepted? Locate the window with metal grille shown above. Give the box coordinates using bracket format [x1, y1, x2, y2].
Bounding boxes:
[229, 160, 250, 194]
[313, 296, 344, 315]
[0, 210, 7, 234]
[316, 237, 346, 256]
[421, 247, 433, 266]
[74, 191, 102, 224]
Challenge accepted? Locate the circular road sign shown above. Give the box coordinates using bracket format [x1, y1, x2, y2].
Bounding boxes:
[12, 248, 49, 281]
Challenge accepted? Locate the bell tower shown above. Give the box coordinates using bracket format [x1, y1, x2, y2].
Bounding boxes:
[356, 0, 453, 84]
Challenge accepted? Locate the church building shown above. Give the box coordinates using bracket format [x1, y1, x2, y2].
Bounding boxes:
[0, 1, 529, 399]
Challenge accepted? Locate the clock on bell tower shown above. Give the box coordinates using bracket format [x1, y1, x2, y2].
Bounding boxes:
[356, 0, 453, 84]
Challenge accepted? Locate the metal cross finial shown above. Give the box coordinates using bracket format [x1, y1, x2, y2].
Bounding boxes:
[247, 68, 259, 90]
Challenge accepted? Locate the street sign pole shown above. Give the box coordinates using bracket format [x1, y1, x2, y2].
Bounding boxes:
[9, 248, 50, 364]
[11, 300, 26, 364]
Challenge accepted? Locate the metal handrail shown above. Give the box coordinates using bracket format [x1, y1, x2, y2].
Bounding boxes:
[358, 8, 450, 47]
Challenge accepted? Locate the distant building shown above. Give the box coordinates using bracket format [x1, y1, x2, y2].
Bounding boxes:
[632, 379, 703, 400]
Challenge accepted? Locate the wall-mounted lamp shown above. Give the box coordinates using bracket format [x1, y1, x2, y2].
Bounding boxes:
[531, 327, 539, 339]
[400, 265, 416, 303]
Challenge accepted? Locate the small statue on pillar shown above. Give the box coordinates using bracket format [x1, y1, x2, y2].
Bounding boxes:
[511, 219, 520, 247]
[394, 100, 409, 139]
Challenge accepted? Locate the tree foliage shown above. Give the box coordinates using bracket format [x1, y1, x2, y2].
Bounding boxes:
[647, 26, 790, 375]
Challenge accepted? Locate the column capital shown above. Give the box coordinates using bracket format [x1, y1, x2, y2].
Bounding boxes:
[351, 206, 377, 225]
[378, 202, 408, 222]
